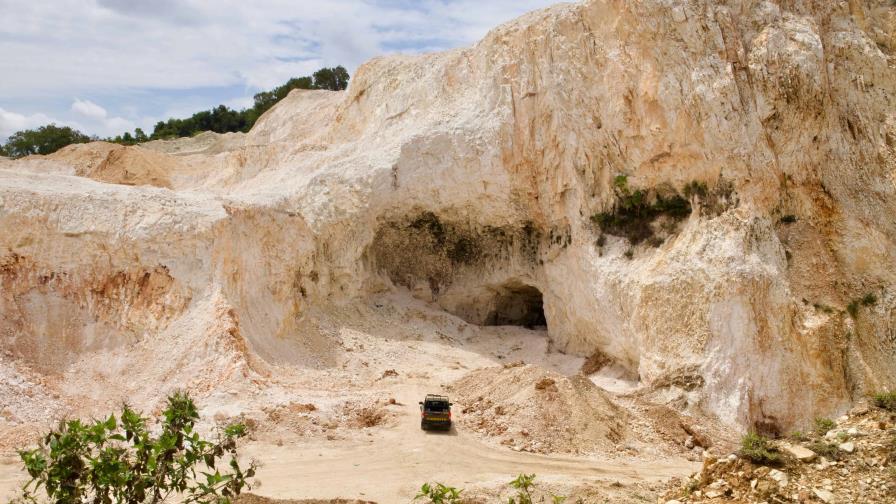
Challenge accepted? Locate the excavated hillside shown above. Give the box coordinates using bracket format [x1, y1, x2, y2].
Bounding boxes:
[1, 5, 895, 497]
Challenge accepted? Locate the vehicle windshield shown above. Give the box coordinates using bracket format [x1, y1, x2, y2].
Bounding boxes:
[425, 401, 449, 412]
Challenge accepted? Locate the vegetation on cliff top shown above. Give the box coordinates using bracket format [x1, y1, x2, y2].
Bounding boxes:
[0, 66, 349, 158]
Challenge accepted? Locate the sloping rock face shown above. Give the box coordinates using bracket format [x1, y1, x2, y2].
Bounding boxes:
[1, 0, 895, 431]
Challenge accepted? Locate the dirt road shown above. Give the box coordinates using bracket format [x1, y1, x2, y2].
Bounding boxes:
[0, 307, 703, 503]
[240, 384, 698, 502]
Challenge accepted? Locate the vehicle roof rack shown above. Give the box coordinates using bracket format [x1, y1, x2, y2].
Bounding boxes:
[425, 394, 450, 401]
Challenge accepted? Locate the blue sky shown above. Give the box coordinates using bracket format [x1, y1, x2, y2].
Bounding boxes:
[0, 0, 557, 141]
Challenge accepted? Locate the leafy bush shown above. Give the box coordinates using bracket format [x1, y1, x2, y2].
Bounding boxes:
[789, 431, 807, 442]
[808, 441, 840, 460]
[507, 473, 537, 504]
[414, 482, 463, 504]
[739, 432, 779, 465]
[507, 474, 565, 504]
[779, 214, 798, 224]
[873, 390, 896, 411]
[416, 475, 565, 504]
[814, 417, 836, 436]
[847, 301, 860, 318]
[17, 392, 255, 503]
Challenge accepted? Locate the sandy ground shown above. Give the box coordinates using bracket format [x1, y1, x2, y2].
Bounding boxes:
[0, 294, 709, 502]
[236, 381, 697, 502]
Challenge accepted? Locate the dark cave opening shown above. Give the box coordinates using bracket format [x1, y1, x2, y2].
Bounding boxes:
[485, 284, 547, 329]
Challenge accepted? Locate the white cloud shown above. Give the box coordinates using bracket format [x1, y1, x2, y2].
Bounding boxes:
[0, 0, 554, 97]
[224, 95, 255, 111]
[0, 0, 556, 138]
[66, 98, 136, 137]
[71, 99, 108, 120]
[70, 97, 135, 135]
[0, 108, 61, 141]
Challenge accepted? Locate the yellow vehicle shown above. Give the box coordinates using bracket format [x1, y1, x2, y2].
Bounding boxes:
[419, 394, 452, 431]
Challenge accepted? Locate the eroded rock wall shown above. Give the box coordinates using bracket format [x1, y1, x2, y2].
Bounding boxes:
[0, 0, 894, 431]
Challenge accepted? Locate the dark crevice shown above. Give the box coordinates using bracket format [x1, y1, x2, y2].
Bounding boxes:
[484, 284, 546, 329]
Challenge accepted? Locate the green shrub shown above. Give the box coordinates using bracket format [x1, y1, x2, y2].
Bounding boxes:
[808, 441, 840, 460]
[780, 215, 798, 224]
[17, 392, 255, 504]
[789, 431, 807, 442]
[591, 175, 692, 246]
[873, 391, 896, 411]
[509, 474, 565, 504]
[414, 482, 463, 504]
[814, 417, 836, 436]
[739, 432, 779, 465]
[847, 301, 860, 318]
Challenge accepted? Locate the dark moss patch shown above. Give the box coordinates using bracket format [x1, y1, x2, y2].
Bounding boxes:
[591, 175, 691, 245]
[368, 212, 542, 294]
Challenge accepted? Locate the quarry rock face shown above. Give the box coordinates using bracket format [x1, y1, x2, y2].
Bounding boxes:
[1, 0, 896, 432]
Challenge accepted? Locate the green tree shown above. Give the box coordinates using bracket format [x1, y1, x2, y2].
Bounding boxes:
[312, 66, 350, 91]
[250, 76, 315, 119]
[4, 124, 92, 158]
[17, 391, 256, 503]
[144, 66, 349, 141]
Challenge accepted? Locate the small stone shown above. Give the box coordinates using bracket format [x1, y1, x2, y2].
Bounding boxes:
[813, 488, 837, 503]
[783, 443, 817, 462]
[755, 479, 776, 495]
[838, 441, 855, 453]
[847, 427, 859, 436]
[665, 500, 683, 504]
[769, 469, 789, 488]
[705, 490, 722, 498]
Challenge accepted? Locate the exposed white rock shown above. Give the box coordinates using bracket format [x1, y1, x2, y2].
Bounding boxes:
[782, 443, 816, 462]
[813, 487, 837, 503]
[838, 441, 855, 453]
[768, 468, 789, 488]
[0, 0, 895, 434]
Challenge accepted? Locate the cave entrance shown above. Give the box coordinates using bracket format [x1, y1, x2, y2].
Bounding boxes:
[485, 284, 546, 329]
